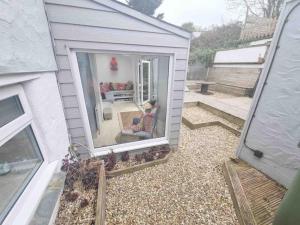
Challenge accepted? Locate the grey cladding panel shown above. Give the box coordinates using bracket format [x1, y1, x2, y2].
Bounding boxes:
[172, 99, 184, 108]
[60, 83, 77, 96]
[172, 91, 184, 100]
[46, 4, 170, 34]
[56, 55, 70, 70]
[69, 127, 85, 137]
[44, 0, 116, 11]
[67, 118, 84, 129]
[54, 40, 188, 57]
[173, 81, 185, 91]
[50, 23, 188, 48]
[174, 70, 187, 81]
[175, 59, 187, 71]
[65, 108, 81, 119]
[57, 70, 73, 83]
[62, 96, 79, 108]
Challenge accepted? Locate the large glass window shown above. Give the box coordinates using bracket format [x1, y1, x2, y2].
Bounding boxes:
[76, 52, 170, 148]
[0, 91, 43, 223]
[0, 96, 24, 128]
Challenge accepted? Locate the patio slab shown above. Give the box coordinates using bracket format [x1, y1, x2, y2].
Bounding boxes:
[184, 91, 252, 120]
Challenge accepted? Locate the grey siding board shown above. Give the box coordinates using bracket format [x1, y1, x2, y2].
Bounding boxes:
[56, 55, 70, 70]
[65, 108, 82, 119]
[54, 40, 188, 57]
[175, 59, 188, 70]
[172, 91, 184, 100]
[173, 81, 185, 91]
[63, 96, 79, 108]
[171, 108, 182, 117]
[91, 0, 190, 39]
[69, 127, 85, 137]
[50, 23, 188, 48]
[60, 83, 77, 96]
[46, 4, 170, 34]
[67, 118, 84, 129]
[170, 123, 181, 131]
[171, 116, 181, 124]
[46, 0, 189, 150]
[44, 0, 116, 12]
[172, 99, 184, 108]
[71, 137, 87, 145]
[174, 70, 187, 81]
[57, 70, 73, 83]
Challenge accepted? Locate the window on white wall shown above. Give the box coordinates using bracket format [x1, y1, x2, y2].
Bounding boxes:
[0, 85, 43, 223]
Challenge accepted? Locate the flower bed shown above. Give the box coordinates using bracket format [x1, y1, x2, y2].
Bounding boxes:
[55, 154, 106, 225]
[104, 145, 171, 178]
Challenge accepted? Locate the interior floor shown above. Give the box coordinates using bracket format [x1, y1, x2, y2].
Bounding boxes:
[93, 102, 140, 147]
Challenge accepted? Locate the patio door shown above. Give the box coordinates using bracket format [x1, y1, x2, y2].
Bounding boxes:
[138, 60, 151, 105]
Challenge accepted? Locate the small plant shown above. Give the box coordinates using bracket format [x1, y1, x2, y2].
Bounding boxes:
[105, 151, 117, 171]
[61, 153, 81, 190]
[65, 191, 79, 202]
[121, 151, 130, 162]
[143, 152, 154, 162]
[135, 154, 143, 163]
[82, 169, 98, 190]
[80, 198, 89, 208]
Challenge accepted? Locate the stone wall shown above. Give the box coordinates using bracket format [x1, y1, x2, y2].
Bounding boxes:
[207, 67, 261, 96]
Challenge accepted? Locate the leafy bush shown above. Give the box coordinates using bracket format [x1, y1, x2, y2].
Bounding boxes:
[189, 48, 216, 67]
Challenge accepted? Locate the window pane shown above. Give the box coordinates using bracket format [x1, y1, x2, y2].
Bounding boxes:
[0, 96, 24, 127]
[0, 126, 43, 223]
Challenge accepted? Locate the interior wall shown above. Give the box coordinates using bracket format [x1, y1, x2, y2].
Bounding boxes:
[94, 54, 135, 83]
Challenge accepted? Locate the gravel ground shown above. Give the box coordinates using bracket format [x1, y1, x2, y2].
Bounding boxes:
[106, 125, 239, 225]
[183, 107, 242, 130]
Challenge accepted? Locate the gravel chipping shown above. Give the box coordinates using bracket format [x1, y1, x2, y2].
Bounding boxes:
[106, 125, 240, 225]
[183, 107, 242, 130]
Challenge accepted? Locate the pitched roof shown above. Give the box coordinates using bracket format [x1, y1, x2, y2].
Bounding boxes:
[91, 0, 191, 39]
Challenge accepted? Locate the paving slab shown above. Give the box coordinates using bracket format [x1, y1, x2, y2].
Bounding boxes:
[184, 91, 252, 120]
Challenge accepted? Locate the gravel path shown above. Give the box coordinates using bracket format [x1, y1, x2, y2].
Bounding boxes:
[183, 107, 242, 130]
[106, 125, 239, 225]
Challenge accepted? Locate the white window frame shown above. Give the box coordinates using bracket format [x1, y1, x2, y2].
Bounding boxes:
[67, 48, 174, 156]
[0, 84, 48, 224]
[140, 60, 151, 105]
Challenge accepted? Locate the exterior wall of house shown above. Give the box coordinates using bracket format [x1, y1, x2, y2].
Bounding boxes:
[237, 0, 300, 188]
[22, 73, 70, 162]
[0, 0, 69, 223]
[0, 0, 57, 75]
[2, 72, 69, 225]
[44, 0, 190, 153]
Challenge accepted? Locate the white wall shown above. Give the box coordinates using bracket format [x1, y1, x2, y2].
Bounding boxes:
[214, 45, 268, 64]
[94, 54, 135, 83]
[23, 72, 69, 162]
[2, 72, 69, 225]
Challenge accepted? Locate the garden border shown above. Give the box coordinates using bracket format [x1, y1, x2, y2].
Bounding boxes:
[182, 115, 241, 136]
[95, 161, 106, 225]
[106, 154, 170, 178]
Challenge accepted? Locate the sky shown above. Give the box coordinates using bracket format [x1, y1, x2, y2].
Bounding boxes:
[119, 0, 243, 28]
